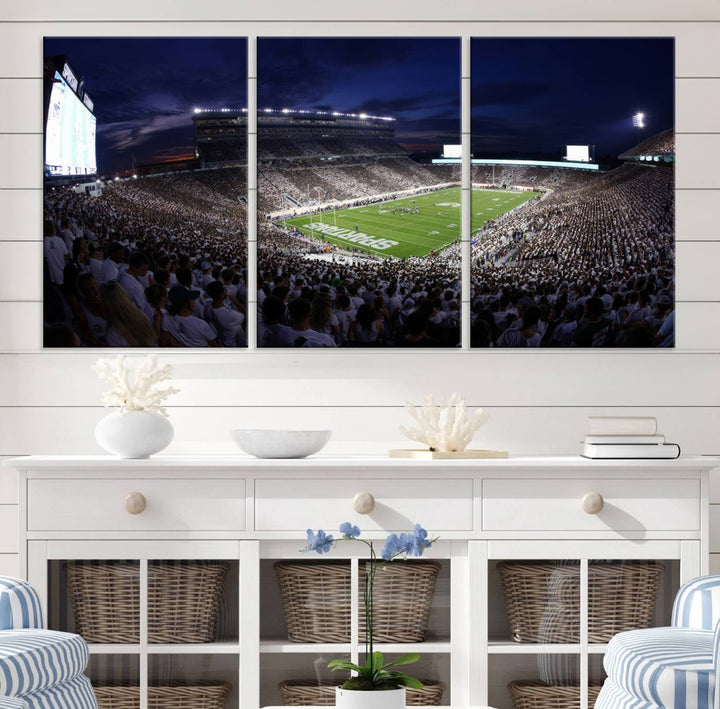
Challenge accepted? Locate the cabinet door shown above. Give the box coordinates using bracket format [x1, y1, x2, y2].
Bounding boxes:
[28, 540, 246, 709]
[259, 538, 456, 707]
[483, 540, 689, 709]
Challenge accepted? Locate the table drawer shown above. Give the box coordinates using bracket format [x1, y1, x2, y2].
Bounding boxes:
[255, 478, 473, 531]
[27, 478, 246, 531]
[482, 478, 699, 532]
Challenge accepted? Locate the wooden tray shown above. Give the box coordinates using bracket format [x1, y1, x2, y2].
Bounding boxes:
[388, 449, 509, 459]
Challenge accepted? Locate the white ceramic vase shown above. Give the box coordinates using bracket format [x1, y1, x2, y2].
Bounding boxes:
[335, 687, 405, 709]
[94, 410, 174, 459]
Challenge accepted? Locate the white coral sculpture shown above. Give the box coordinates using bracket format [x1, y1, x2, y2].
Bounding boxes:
[399, 392, 488, 452]
[92, 355, 180, 416]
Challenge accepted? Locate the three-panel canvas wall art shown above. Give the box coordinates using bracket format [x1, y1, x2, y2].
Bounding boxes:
[42, 36, 675, 348]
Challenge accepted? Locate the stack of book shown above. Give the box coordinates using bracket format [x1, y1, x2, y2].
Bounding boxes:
[581, 417, 681, 459]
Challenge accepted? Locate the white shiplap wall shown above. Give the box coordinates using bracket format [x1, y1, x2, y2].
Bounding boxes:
[1, 1, 720, 579]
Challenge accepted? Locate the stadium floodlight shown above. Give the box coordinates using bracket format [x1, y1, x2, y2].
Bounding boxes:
[193, 107, 202, 114]
[633, 112, 645, 128]
[359, 113, 368, 119]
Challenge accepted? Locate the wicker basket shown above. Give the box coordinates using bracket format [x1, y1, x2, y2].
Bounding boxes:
[93, 682, 232, 709]
[508, 681, 601, 709]
[278, 680, 445, 706]
[66, 560, 230, 643]
[497, 561, 664, 643]
[275, 560, 441, 643]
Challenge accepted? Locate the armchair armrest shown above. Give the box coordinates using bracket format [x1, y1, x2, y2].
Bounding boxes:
[672, 574, 720, 630]
[0, 576, 44, 630]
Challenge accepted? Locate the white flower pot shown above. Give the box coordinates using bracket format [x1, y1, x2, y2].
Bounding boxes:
[95, 410, 174, 459]
[335, 686, 405, 709]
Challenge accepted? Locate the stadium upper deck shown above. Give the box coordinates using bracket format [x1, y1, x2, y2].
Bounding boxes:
[193, 108, 403, 166]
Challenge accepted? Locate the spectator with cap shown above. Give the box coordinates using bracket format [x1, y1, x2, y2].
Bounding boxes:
[162, 285, 219, 347]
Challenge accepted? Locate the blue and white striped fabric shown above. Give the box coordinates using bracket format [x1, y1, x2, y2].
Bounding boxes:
[672, 575, 720, 630]
[595, 678, 663, 709]
[0, 697, 29, 709]
[21, 675, 97, 709]
[0, 579, 43, 631]
[0, 629, 88, 696]
[601, 626, 715, 709]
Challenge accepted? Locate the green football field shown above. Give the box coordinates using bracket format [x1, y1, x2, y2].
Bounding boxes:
[280, 186, 540, 259]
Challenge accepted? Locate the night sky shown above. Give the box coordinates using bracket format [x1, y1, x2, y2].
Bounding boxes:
[471, 37, 674, 160]
[44, 37, 248, 175]
[257, 38, 461, 152]
[44, 36, 673, 175]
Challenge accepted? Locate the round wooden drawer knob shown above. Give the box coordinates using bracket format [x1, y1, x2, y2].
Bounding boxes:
[124, 492, 147, 515]
[582, 491, 604, 515]
[353, 492, 375, 515]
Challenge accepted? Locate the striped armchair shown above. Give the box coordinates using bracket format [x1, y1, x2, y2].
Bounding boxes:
[596, 575, 720, 709]
[0, 576, 98, 709]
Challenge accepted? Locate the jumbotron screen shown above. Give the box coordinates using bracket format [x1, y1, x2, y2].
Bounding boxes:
[564, 145, 592, 163]
[45, 71, 97, 176]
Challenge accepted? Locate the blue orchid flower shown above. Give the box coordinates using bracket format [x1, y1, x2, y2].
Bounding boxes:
[304, 528, 334, 554]
[408, 524, 431, 556]
[339, 522, 361, 538]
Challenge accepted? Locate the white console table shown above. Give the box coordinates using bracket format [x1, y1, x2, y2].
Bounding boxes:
[7, 454, 716, 709]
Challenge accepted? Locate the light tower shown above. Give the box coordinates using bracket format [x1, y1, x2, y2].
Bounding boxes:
[633, 112, 645, 143]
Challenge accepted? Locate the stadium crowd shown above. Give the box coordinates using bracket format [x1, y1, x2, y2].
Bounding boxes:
[43, 171, 248, 348]
[464, 163, 675, 347]
[42, 121, 676, 348]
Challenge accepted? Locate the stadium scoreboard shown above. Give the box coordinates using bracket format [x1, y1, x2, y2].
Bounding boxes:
[564, 145, 595, 163]
[44, 55, 97, 177]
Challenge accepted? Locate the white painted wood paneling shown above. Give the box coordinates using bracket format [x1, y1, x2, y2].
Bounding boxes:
[0, 242, 41, 301]
[0, 79, 42, 134]
[676, 190, 720, 241]
[676, 242, 720, 301]
[675, 303, 720, 348]
[5, 0, 720, 22]
[0, 303, 41, 350]
[0, 135, 41, 190]
[677, 79, 720, 132]
[0, 189, 41, 242]
[0, 555, 19, 578]
[0, 506, 18, 553]
[0, 463, 18, 504]
[1, 352, 719, 407]
[677, 134, 720, 188]
[2, 406, 719, 457]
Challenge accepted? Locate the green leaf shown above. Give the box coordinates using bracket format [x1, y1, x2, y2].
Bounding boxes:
[382, 653, 420, 668]
[396, 676, 424, 689]
[327, 660, 361, 673]
[372, 651, 385, 671]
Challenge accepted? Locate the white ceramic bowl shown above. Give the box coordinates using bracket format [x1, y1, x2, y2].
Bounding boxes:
[231, 429, 332, 459]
